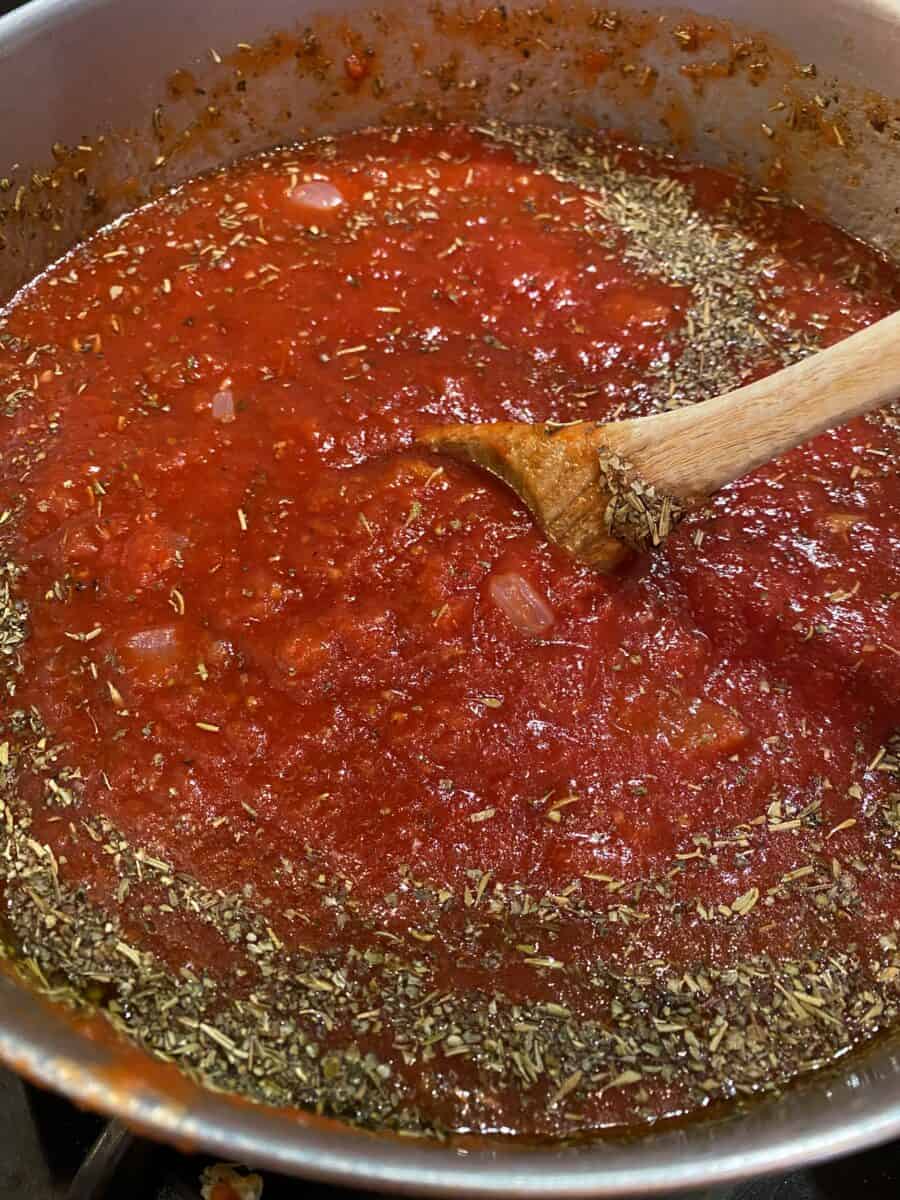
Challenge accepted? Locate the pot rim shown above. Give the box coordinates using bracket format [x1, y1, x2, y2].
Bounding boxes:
[2, 0, 900, 1192]
[3, 977, 900, 1197]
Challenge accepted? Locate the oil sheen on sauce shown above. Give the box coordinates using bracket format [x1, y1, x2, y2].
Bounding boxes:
[0, 123, 899, 1139]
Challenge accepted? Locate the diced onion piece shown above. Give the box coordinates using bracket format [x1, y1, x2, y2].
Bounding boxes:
[119, 625, 186, 682]
[488, 572, 555, 636]
[287, 180, 345, 212]
[125, 626, 179, 655]
[821, 511, 862, 537]
[211, 389, 235, 423]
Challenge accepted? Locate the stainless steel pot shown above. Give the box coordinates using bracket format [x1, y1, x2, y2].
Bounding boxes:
[1, 0, 899, 1192]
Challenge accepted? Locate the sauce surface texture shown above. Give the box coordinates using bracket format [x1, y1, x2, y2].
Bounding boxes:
[1, 124, 899, 1139]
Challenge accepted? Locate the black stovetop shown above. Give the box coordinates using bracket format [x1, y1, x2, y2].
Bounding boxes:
[0, 1062, 896, 1200]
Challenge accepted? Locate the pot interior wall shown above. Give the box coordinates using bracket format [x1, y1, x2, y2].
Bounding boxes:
[0, 0, 899, 306]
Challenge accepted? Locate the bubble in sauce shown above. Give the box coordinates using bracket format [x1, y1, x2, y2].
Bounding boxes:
[288, 180, 345, 212]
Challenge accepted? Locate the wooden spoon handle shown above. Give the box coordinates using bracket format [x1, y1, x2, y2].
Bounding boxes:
[605, 309, 900, 499]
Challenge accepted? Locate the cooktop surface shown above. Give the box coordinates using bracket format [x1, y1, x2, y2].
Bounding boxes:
[0, 1064, 896, 1199]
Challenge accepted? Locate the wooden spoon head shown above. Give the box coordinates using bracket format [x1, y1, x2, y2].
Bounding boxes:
[418, 421, 634, 573]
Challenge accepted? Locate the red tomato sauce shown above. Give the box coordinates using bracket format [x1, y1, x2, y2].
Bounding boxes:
[0, 124, 899, 1138]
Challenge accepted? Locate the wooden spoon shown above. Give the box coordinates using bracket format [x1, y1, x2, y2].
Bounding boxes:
[419, 310, 900, 572]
